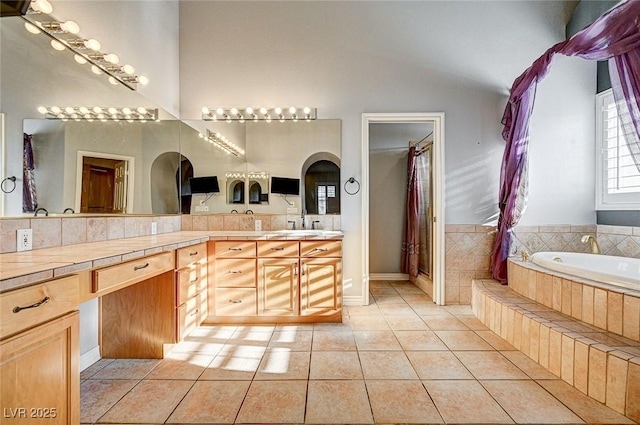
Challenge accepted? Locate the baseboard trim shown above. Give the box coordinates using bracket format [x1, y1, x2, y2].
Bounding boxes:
[343, 294, 366, 306]
[369, 273, 410, 281]
[80, 346, 101, 372]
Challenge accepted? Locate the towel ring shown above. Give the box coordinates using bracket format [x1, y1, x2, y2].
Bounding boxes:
[1, 176, 16, 194]
[344, 177, 360, 195]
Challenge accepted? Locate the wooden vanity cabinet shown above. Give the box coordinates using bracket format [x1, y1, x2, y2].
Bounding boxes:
[300, 241, 343, 316]
[209, 241, 258, 317]
[257, 241, 299, 316]
[175, 243, 208, 340]
[0, 275, 80, 425]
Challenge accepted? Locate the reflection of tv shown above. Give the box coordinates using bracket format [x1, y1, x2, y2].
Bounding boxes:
[271, 177, 300, 195]
[189, 176, 220, 194]
[0, 0, 30, 17]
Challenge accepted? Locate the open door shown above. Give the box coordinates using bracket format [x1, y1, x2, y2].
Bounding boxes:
[113, 160, 128, 214]
[77, 152, 134, 214]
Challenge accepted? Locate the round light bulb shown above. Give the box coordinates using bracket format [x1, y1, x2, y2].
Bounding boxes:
[50, 106, 61, 114]
[24, 22, 41, 34]
[198, 133, 203, 138]
[122, 107, 132, 115]
[303, 107, 311, 114]
[137, 107, 147, 114]
[215, 132, 221, 138]
[122, 64, 135, 75]
[216, 108, 224, 115]
[60, 20, 80, 34]
[108, 76, 119, 85]
[138, 76, 149, 85]
[201, 107, 209, 114]
[74, 54, 87, 65]
[37, 106, 48, 114]
[84, 39, 101, 51]
[91, 65, 102, 75]
[50, 39, 65, 51]
[289, 107, 296, 114]
[33, 0, 53, 14]
[64, 107, 74, 114]
[230, 107, 238, 115]
[93, 107, 103, 113]
[97, 114, 105, 119]
[103, 53, 119, 64]
[259, 107, 267, 114]
[245, 107, 253, 114]
[274, 107, 282, 114]
[107, 107, 118, 115]
[79, 107, 89, 114]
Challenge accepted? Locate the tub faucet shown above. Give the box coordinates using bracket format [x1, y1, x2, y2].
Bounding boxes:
[581, 235, 601, 254]
[34, 207, 48, 217]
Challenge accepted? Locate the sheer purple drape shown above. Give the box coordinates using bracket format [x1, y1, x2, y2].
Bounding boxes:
[492, 0, 640, 283]
[23, 133, 37, 213]
[401, 145, 420, 277]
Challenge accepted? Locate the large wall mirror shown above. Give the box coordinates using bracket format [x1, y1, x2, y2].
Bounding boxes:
[0, 15, 180, 217]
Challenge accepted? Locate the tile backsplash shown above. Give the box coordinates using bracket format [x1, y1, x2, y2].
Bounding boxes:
[180, 213, 340, 232]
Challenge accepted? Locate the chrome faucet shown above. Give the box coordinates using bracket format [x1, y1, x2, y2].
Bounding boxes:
[581, 235, 601, 254]
[288, 220, 296, 230]
[312, 220, 320, 230]
[300, 209, 306, 230]
[33, 207, 48, 217]
[63, 207, 75, 214]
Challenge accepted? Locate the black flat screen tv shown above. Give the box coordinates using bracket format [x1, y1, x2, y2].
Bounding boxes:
[0, 1, 30, 17]
[271, 176, 300, 195]
[189, 176, 220, 194]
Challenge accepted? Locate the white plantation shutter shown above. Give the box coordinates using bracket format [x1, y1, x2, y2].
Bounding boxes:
[596, 90, 640, 209]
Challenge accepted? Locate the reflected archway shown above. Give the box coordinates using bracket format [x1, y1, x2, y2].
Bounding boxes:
[301, 152, 340, 214]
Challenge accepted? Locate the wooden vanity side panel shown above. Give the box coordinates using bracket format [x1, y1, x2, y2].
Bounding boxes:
[100, 271, 175, 359]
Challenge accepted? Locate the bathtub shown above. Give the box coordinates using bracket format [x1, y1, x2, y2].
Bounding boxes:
[530, 251, 640, 290]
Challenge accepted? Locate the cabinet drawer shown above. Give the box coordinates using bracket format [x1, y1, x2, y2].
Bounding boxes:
[258, 241, 299, 257]
[300, 240, 342, 257]
[214, 241, 256, 258]
[215, 288, 257, 316]
[1, 274, 79, 339]
[177, 291, 207, 340]
[176, 265, 207, 306]
[93, 251, 174, 294]
[215, 258, 256, 287]
[176, 242, 207, 269]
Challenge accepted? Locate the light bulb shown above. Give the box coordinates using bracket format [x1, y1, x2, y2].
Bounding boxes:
[216, 108, 224, 115]
[33, 0, 53, 14]
[84, 39, 101, 51]
[230, 107, 238, 115]
[97, 114, 105, 119]
[215, 132, 221, 138]
[202, 107, 209, 114]
[108, 76, 119, 85]
[74, 54, 87, 65]
[50, 39, 65, 51]
[265, 115, 272, 123]
[122, 107, 132, 115]
[107, 107, 118, 115]
[274, 107, 282, 114]
[122, 64, 135, 75]
[103, 53, 119, 64]
[91, 65, 102, 75]
[245, 107, 253, 114]
[50, 106, 61, 114]
[37, 106, 48, 114]
[93, 107, 103, 113]
[289, 106, 296, 114]
[64, 107, 74, 114]
[198, 133, 203, 138]
[137, 107, 147, 114]
[303, 107, 311, 114]
[138, 76, 149, 85]
[60, 21, 80, 34]
[259, 107, 267, 114]
[24, 22, 41, 34]
[79, 107, 89, 114]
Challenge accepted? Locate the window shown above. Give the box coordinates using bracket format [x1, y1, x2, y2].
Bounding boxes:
[595, 89, 640, 209]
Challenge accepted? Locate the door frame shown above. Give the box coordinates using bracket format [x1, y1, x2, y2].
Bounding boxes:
[75, 150, 135, 214]
[361, 112, 445, 305]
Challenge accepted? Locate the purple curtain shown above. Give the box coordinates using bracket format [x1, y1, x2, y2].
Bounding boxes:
[401, 145, 420, 277]
[22, 133, 37, 213]
[492, 0, 640, 283]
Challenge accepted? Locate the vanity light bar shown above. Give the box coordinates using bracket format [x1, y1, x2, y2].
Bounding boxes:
[202, 107, 316, 123]
[206, 130, 245, 157]
[247, 171, 268, 179]
[23, 1, 149, 91]
[226, 172, 246, 179]
[37, 106, 159, 122]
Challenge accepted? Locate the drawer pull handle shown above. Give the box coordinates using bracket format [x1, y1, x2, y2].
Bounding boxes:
[229, 299, 242, 304]
[190, 277, 199, 283]
[13, 296, 50, 313]
[134, 263, 150, 271]
[228, 247, 243, 251]
[313, 248, 329, 252]
[228, 270, 243, 274]
[189, 309, 199, 317]
[270, 247, 285, 251]
[189, 251, 199, 256]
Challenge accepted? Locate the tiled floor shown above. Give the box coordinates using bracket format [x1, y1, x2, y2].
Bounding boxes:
[80, 280, 637, 424]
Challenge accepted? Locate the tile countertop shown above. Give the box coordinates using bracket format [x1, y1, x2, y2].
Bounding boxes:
[0, 230, 344, 292]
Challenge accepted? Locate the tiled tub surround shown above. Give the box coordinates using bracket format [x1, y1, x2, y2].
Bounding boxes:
[472, 279, 640, 422]
[508, 259, 640, 343]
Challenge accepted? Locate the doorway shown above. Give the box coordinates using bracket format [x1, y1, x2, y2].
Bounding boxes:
[362, 113, 445, 305]
[75, 151, 135, 214]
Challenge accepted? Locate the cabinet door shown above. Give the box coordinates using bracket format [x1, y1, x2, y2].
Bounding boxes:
[300, 258, 342, 316]
[1, 312, 79, 425]
[257, 258, 299, 316]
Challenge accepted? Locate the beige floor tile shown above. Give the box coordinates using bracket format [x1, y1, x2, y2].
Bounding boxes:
[366, 380, 443, 423]
[385, 314, 430, 331]
[454, 351, 529, 380]
[347, 304, 382, 315]
[372, 294, 406, 304]
[500, 350, 558, 380]
[435, 330, 495, 350]
[313, 319, 353, 331]
[354, 330, 403, 351]
[255, 349, 310, 380]
[394, 330, 449, 351]
[538, 379, 635, 424]
[391, 282, 426, 294]
[98, 379, 193, 423]
[309, 351, 363, 379]
[80, 379, 138, 423]
[423, 315, 470, 330]
[226, 328, 273, 346]
[406, 351, 474, 379]
[482, 380, 583, 424]
[424, 379, 513, 424]
[171, 326, 231, 354]
[274, 323, 314, 331]
[145, 352, 214, 380]
[80, 359, 115, 380]
[349, 314, 391, 330]
[306, 380, 374, 424]
[359, 351, 419, 379]
[267, 330, 313, 351]
[236, 380, 307, 423]
[377, 303, 418, 316]
[408, 302, 450, 316]
[166, 380, 249, 424]
[402, 294, 434, 304]
[312, 330, 357, 351]
[445, 305, 475, 315]
[457, 315, 490, 330]
[91, 359, 161, 380]
[475, 330, 517, 350]
[200, 345, 265, 380]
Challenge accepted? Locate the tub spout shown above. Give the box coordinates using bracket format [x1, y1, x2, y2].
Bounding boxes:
[581, 235, 601, 254]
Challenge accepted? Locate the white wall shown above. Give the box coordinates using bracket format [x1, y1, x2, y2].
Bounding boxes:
[178, 1, 595, 301]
